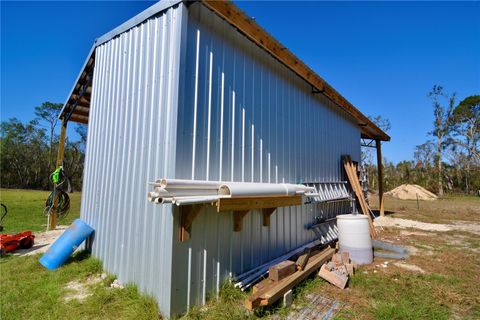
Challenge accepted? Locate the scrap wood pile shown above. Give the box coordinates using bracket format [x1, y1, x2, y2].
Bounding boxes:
[245, 247, 357, 310]
[245, 246, 335, 310]
[318, 252, 356, 289]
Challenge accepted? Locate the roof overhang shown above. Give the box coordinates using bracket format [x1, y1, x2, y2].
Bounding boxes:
[60, 0, 390, 141]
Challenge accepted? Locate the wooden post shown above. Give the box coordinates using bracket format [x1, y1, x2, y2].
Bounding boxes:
[376, 140, 385, 217]
[48, 119, 67, 230]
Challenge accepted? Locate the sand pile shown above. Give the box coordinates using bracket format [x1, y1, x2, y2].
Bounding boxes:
[385, 184, 437, 201]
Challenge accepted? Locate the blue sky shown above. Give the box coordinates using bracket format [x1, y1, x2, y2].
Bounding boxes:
[2, 1, 479, 163]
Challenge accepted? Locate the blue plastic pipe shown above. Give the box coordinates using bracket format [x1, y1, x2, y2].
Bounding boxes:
[39, 219, 94, 270]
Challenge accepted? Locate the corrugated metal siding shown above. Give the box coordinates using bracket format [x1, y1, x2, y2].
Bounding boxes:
[80, 4, 186, 317]
[170, 3, 360, 314]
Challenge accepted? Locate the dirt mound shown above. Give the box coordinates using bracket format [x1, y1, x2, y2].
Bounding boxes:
[385, 184, 437, 201]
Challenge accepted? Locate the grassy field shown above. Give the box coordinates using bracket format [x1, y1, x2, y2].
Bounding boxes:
[0, 189, 479, 319]
[0, 188, 81, 233]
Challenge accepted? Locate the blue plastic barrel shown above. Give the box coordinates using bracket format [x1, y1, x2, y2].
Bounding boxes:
[39, 219, 94, 270]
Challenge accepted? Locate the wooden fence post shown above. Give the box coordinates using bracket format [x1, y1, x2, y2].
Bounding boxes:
[48, 118, 67, 230]
[376, 140, 385, 217]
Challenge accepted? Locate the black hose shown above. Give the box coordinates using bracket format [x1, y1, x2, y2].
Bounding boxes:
[44, 189, 70, 221]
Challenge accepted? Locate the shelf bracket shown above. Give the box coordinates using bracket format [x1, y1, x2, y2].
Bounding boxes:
[233, 210, 249, 232]
[262, 208, 276, 226]
[179, 204, 206, 241]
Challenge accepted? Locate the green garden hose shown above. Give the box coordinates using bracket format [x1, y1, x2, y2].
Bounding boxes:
[44, 167, 70, 220]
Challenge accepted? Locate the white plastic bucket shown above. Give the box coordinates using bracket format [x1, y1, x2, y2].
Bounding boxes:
[337, 214, 373, 264]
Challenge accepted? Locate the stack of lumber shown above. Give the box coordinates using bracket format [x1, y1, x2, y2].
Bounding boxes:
[245, 247, 335, 310]
[318, 252, 356, 289]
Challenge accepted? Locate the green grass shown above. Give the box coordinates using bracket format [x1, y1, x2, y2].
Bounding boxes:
[350, 271, 449, 320]
[0, 188, 81, 233]
[0, 251, 158, 320]
[1, 190, 477, 319]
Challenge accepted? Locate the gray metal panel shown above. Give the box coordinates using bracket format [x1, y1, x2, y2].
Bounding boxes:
[80, 4, 186, 317]
[170, 3, 361, 315]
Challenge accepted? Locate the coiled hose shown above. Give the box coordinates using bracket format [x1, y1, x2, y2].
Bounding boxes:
[44, 167, 70, 221]
[44, 190, 70, 220]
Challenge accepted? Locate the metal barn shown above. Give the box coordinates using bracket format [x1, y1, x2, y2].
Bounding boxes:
[58, 0, 389, 317]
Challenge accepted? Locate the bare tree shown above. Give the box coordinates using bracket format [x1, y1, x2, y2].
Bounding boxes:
[428, 86, 455, 196]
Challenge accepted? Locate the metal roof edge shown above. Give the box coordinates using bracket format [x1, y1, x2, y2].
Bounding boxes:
[59, 0, 184, 120]
[58, 44, 95, 120]
[95, 0, 183, 47]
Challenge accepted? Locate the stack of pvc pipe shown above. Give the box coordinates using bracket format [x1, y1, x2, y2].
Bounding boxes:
[147, 179, 317, 206]
[233, 239, 321, 291]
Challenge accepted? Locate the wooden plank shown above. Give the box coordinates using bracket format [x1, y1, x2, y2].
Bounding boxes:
[233, 210, 249, 232]
[217, 196, 301, 212]
[268, 260, 296, 282]
[318, 264, 348, 289]
[252, 278, 275, 294]
[179, 204, 206, 241]
[262, 207, 276, 226]
[295, 248, 311, 271]
[245, 247, 335, 310]
[342, 155, 376, 238]
[201, 0, 389, 142]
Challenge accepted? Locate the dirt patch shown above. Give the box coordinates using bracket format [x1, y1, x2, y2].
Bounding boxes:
[399, 230, 430, 237]
[64, 274, 106, 302]
[385, 184, 437, 200]
[14, 226, 68, 256]
[393, 262, 426, 273]
[375, 216, 480, 235]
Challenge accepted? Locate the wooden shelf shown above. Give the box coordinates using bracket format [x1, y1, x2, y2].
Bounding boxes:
[178, 195, 303, 242]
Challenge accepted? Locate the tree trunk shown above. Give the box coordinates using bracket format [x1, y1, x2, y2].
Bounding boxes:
[49, 127, 54, 173]
[437, 132, 444, 196]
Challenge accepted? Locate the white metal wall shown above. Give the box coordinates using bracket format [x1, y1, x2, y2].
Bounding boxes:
[80, 4, 185, 317]
[170, 3, 361, 315]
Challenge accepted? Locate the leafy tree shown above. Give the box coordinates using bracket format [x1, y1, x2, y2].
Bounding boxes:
[427, 85, 455, 196]
[34, 102, 63, 172]
[450, 95, 480, 192]
[0, 118, 49, 188]
[75, 124, 88, 151]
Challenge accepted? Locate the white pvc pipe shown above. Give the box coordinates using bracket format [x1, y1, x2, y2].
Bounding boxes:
[158, 179, 222, 190]
[174, 195, 225, 206]
[154, 187, 218, 197]
[218, 183, 313, 197]
[155, 197, 173, 204]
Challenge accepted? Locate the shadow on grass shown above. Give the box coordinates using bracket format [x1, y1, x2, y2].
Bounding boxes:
[63, 250, 91, 265]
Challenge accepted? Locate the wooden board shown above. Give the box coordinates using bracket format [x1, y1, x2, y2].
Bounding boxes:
[269, 260, 296, 282]
[342, 155, 376, 238]
[217, 196, 302, 212]
[245, 247, 335, 310]
[318, 264, 348, 289]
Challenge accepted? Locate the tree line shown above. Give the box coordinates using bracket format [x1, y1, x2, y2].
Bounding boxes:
[1, 102, 86, 191]
[364, 87, 479, 195]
